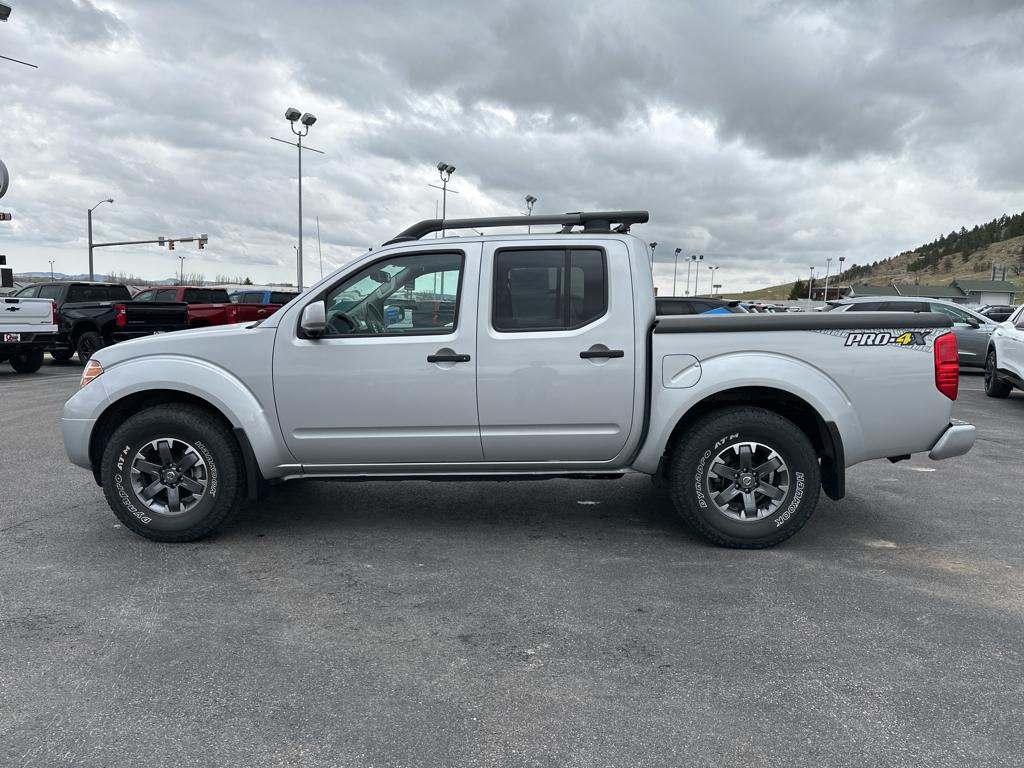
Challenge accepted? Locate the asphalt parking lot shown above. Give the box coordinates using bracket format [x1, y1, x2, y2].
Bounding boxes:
[2, 364, 1023, 768]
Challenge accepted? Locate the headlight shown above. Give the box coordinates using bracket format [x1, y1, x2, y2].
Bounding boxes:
[80, 359, 104, 387]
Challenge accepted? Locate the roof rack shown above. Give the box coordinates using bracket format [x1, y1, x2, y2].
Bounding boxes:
[383, 210, 649, 245]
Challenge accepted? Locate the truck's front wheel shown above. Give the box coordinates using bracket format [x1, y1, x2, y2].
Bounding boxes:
[100, 404, 245, 542]
[668, 407, 821, 548]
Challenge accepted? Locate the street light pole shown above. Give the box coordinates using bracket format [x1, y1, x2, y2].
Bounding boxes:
[48, 260, 54, 279]
[273, 108, 321, 291]
[708, 265, 719, 296]
[808, 267, 815, 302]
[178, 255, 186, 285]
[524, 194, 537, 234]
[823, 257, 833, 302]
[672, 247, 681, 295]
[87, 198, 113, 280]
[649, 242, 657, 267]
[690, 254, 704, 295]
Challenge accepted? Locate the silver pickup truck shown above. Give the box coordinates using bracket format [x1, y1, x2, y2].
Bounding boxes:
[62, 210, 975, 548]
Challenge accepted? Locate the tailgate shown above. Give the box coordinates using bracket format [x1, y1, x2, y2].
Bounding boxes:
[121, 301, 190, 330]
[1, 297, 54, 327]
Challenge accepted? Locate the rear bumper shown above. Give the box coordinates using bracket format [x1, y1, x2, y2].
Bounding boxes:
[928, 420, 976, 460]
[0, 333, 60, 354]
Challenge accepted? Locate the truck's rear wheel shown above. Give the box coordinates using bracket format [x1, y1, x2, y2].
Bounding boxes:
[76, 331, 104, 363]
[100, 404, 245, 542]
[9, 349, 44, 373]
[668, 407, 821, 548]
[50, 348, 75, 363]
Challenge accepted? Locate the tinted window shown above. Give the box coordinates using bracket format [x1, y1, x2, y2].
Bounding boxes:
[134, 290, 155, 301]
[322, 251, 463, 337]
[493, 248, 607, 331]
[929, 303, 974, 324]
[183, 288, 230, 303]
[270, 292, 296, 304]
[37, 285, 63, 300]
[155, 289, 178, 301]
[881, 301, 929, 313]
[106, 285, 132, 300]
[67, 285, 115, 302]
[241, 293, 264, 303]
[846, 301, 885, 311]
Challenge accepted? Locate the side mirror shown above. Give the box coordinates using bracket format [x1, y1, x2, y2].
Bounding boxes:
[300, 301, 327, 337]
[965, 316, 980, 328]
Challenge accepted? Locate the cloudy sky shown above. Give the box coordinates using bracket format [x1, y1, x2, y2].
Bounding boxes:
[1, 0, 1022, 293]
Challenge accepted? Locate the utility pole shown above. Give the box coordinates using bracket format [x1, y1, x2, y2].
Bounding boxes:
[87, 198, 114, 280]
[672, 247, 681, 295]
[272, 108, 322, 291]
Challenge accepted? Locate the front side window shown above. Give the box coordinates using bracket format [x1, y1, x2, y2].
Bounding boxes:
[270, 292, 296, 304]
[320, 251, 463, 337]
[134, 290, 155, 301]
[16, 285, 39, 297]
[155, 289, 178, 301]
[492, 248, 607, 332]
[845, 301, 883, 311]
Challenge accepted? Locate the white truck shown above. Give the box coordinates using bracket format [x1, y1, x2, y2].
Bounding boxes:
[62, 210, 975, 547]
[0, 295, 58, 373]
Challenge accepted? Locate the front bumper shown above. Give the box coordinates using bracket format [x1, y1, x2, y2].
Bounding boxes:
[928, 419, 976, 460]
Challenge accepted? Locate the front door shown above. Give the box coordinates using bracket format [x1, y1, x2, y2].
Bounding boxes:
[475, 241, 637, 463]
[273, 246, 483, 467]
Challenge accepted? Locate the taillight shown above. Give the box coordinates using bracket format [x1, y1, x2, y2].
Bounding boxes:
[934, 331, 958, 400]
[114, 303, 127, 326]
[51, 301, 57, 325]
[227, 305, 238, 323]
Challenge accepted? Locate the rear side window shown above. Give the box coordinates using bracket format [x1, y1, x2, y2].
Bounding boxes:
[106, 285, 132, 300]
[241, 293, 264, 303]
[493, 248, 607, 331]
[155, 289, 178, 301]
[38, 285, 64, 299]
[270, 292, 296, 304]
[846, 301, 885, 311]
[882, 301, 929, 313]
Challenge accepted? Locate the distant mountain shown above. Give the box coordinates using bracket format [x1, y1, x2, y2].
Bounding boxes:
[740, 210, 1024, 300]
[14, 272, 178, 284]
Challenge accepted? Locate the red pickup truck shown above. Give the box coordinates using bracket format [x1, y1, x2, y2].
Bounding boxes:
[133, 286, 283, 327]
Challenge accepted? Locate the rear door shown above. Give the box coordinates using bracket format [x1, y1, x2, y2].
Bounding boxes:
[475, 241, 636, 463]
[927, 302, 992, 366]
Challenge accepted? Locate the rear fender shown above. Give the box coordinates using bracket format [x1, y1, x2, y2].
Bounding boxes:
[634, 352, 863, 476]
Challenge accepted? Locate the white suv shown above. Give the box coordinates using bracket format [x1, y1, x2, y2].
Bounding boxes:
[985, 305, 1024, 397]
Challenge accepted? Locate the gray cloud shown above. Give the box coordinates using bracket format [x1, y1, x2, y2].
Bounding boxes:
[1, 0, 1022, 292]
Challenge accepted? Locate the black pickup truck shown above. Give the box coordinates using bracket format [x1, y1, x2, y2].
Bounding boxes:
[14, 282, 189, 362]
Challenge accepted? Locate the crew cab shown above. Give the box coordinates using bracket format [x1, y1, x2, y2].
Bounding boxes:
[133, 286, 282, 327]
[0, 296, 58, 373]
[984, 304, 1024, 398]
[15, 281, 190, 363]
[62, 210, 975, 548]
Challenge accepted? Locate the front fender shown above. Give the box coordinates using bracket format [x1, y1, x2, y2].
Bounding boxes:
[632, 352, 864, 474]
[65, 355, 295, 479]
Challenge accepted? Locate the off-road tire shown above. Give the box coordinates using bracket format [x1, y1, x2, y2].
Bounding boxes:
[76, 331, 104, 363]
[100, 404, 245, 542]
[668, 407, 821, 548]
[984, 350, 1012, 398]
[50, 348, 75, 363]
[9, 349, 44, 373]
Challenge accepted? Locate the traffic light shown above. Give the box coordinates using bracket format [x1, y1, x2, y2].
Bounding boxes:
[167, 240, 175, 251]
[197, 234, 207, 250]
[0, 212, 11, 221]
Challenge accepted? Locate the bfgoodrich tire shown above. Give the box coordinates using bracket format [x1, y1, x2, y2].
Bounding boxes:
[100, 404, 245, 542]
[9, 349, 44, 373]
[668, 407, 821, 548]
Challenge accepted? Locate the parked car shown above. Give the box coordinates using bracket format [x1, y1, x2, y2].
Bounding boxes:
[134, 286, 284, 327]
[63, 209, 973, 549]
[0, 296, 58, 373]
[984, 304, 1024, 397]
[978, 304, 1018, 323]
[230, 289, 298, 305]
[826, 295, 997, 368]
[15, 281, 189, 362]
[656, 297, 746, 315]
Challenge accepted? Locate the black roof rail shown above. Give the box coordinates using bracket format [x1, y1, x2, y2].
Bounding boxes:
[383, 210, 649, 245]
